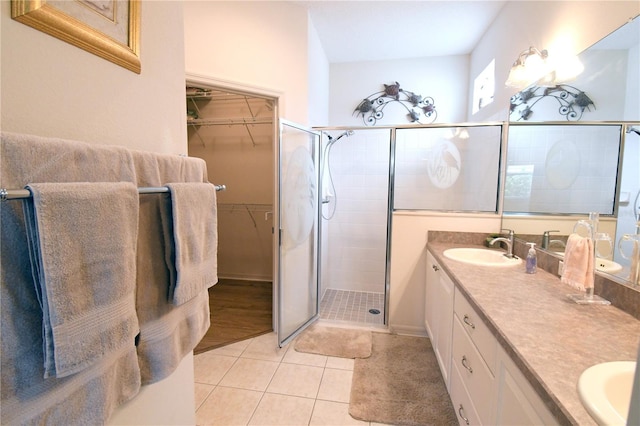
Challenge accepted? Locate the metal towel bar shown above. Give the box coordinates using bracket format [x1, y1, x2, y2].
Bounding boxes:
[0, 184, 226, 201]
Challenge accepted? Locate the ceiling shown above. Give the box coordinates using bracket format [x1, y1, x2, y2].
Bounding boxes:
[294, 1, 507, 63]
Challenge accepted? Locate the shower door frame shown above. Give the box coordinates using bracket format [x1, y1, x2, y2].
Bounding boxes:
[276, 120, 322, 347]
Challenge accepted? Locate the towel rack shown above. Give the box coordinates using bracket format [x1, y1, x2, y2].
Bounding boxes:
[0, 184, 227, 201]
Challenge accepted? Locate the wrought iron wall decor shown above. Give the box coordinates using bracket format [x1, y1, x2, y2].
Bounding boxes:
[354, 82, 437, 126]
[509, 84, 595, 121]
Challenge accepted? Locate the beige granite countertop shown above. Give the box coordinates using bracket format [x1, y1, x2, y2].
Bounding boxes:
[427, 241, 640, 426]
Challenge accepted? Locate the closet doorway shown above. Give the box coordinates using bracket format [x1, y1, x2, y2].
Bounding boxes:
[186, 82, 277, 353]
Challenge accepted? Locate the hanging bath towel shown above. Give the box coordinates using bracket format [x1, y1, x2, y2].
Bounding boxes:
[163, 182, 218, 305]
[23, 181, 140, 378]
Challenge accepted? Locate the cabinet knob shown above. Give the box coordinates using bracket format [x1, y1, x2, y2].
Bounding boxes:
[432, 264, 440, 271]
[463, 314, 476, 329]
[461, 355, 474, 374]
[458, 404, 470, 425]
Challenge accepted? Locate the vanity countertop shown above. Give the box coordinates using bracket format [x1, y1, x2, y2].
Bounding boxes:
[427, 241, 640, 426]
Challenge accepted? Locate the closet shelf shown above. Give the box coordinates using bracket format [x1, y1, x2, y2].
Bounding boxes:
[188, 117, 272, 127]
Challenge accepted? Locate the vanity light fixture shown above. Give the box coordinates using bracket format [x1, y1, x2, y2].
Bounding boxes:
[506, 47, 585, 89]
[505, 46, 550, 88]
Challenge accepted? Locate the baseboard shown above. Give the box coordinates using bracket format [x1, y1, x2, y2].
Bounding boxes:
[389, 324, 428, 337]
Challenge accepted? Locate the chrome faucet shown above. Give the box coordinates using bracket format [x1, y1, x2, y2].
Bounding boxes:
[542, 230, 566, 251]
[489, 228, 516, 259]
[541, 230, 559, 249]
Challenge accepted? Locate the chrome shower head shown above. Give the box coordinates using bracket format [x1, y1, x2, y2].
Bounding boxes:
[326, 130, 355, 145]
[626, 126, 640, 136]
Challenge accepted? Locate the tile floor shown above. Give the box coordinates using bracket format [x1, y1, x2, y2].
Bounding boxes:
[194, 331, 386, 425]
[319, 289, 384, 326]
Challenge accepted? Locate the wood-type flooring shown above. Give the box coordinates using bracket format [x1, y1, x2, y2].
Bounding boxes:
[194, 278, 273, 354]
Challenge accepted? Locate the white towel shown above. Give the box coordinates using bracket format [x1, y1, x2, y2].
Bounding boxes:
[1, 132, 142, 425]
[23, 182, 140, 378]
[164, 182, 219, 305]
[561, 233, 594, 291]
[130, 150, 214, 384]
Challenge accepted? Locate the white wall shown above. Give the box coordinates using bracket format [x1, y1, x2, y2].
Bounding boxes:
[470, 0, 640, 122]
[1, 1, 195, 423]
[1, 1, 188, 155]
[183, 1, 312, 125]
[389, 213, 501, 335]
[308, 16, 330, 126]
[624, 43, 639, 120]
[329, 55, 470, 126]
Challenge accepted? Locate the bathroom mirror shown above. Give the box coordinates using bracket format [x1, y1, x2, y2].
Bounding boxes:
[502, 16, 640, 285]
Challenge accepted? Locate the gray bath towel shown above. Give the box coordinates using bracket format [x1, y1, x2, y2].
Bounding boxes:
[23, 182, 141, 378]
[130, 150, 214, 384]
[164, 182, 218, 305]
[1, 132, 141, 424]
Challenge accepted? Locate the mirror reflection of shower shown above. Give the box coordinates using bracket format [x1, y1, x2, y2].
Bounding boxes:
[627, 126, 640, 137]
[321, 130, 354, 220]
[627, 126, 640, 224]
[614, 124, 640, 271]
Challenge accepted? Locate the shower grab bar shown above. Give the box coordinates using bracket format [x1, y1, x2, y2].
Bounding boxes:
[0, 184, 226, 201]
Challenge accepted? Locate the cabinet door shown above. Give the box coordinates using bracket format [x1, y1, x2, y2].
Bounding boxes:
[425, 252, 439, 339]
[434, 268, 454, 389]
[495, 346, 558, 425]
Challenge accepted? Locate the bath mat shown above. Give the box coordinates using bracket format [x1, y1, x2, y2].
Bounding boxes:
[294, 324, 372, 358]
[349, 333, 457, 426]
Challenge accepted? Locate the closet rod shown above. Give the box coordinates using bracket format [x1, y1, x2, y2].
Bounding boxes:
[0, 184, 227, 201]
[188, 118, 272, 126]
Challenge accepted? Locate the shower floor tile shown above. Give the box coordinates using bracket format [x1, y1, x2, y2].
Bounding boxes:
[319, 289, 384, 325]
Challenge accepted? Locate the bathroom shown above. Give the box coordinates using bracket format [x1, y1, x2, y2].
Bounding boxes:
[1, 1, 639, 424]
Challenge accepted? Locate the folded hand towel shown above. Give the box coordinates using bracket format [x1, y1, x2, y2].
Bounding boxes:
[163, 182, 218, 305]
[23, 182, 140, 378]
[561, 233, 594, 291]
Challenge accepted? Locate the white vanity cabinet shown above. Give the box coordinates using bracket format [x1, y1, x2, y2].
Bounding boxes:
[495, 344, 558, 425]
[428, 252, 560, 426]
[425, 252, 454, 390]
[450, 287, 497, 425]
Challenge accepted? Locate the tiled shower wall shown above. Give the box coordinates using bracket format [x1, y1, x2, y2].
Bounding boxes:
[321, 129, 390, 294]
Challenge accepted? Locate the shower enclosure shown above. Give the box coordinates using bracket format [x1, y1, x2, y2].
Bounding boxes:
[317, 124, 504, 328]
[318, 128, 392, 326]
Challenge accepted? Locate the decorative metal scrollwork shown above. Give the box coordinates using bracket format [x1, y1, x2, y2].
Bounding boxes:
[509, 85, 595, 121]
[354, 81, 437, 126]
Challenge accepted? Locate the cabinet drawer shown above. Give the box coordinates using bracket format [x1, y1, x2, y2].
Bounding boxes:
[450, 361, 482, 426]
[454, 288, 497, 373]
[452, 316, 496, 425]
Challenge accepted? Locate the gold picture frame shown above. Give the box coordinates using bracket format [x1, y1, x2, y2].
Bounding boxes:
[11, 0, 141, 74]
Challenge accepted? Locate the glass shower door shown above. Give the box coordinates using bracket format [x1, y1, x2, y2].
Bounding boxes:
[277, 120, 320, 347]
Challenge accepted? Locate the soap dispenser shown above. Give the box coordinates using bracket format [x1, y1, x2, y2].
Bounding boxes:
[525, 243, 537, 274]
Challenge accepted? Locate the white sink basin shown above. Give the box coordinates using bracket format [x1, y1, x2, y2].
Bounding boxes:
[578, 361, 636, 425]
[443, 248, 522, 267]
[554, 252, 623, 274]
[594, 258, 623, 274]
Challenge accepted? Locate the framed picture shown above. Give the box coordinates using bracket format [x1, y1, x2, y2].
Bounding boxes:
[11, 0, 141, 74]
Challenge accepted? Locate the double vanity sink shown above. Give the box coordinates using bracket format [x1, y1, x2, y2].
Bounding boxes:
[434, 243, 639, 425]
